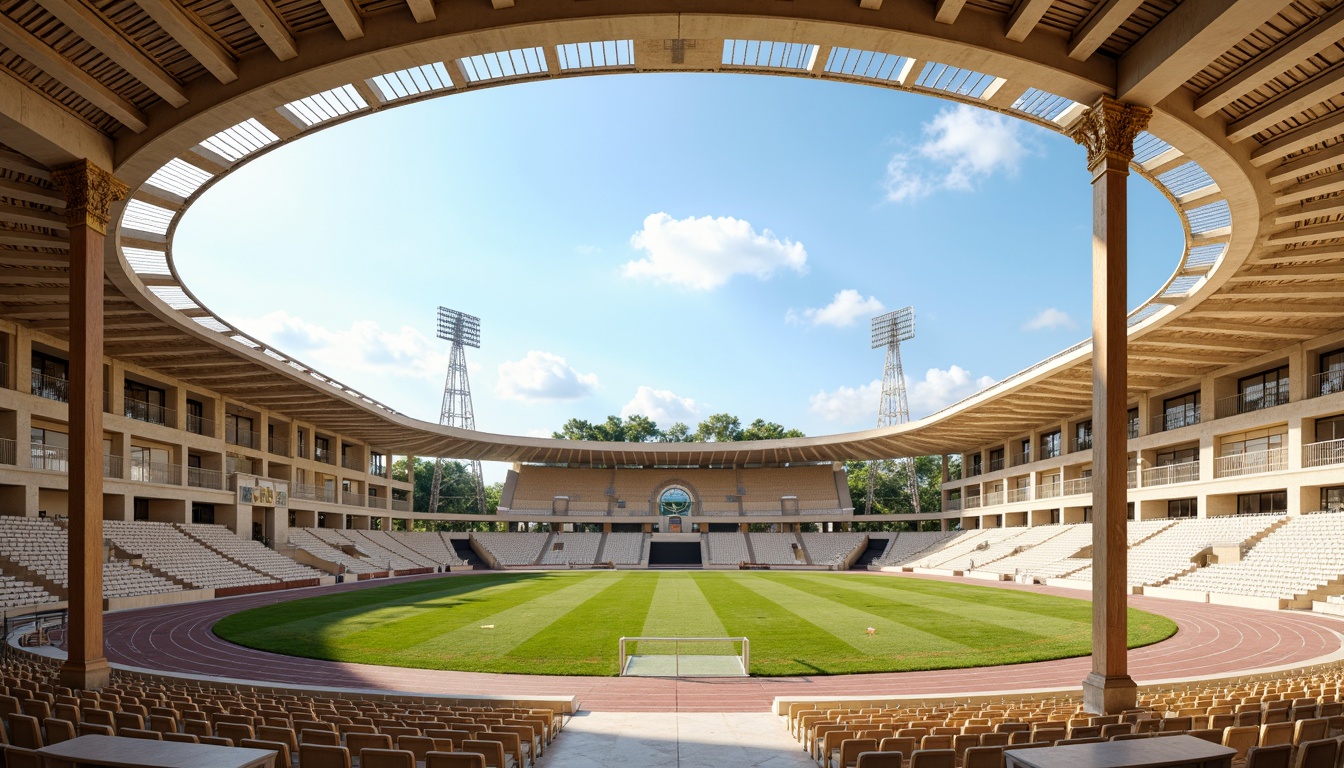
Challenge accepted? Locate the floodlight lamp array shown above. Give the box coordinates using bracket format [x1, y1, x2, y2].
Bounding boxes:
[437, 307, 481, 348]
[871, 307, 915, 349]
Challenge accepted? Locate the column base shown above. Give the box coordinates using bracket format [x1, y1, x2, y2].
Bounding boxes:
[1082, 671, 1137, 714]
[59, 657, 112, 691]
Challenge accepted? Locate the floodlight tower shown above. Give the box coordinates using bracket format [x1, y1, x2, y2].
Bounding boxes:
[429, 307, 487, 515]
[868, 307, 921, 515]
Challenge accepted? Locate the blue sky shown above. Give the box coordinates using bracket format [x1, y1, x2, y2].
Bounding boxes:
[174, 73, 1182, 481]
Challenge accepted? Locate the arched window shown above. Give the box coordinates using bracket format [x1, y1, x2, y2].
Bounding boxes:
[659, 487, 692, 515]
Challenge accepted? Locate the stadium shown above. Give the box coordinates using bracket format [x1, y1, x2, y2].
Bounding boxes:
[0, 0, 1342, 766]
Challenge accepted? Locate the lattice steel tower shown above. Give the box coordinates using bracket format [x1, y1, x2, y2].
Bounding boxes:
[868, 307, 921, 515]
[429, 307, 487, 515]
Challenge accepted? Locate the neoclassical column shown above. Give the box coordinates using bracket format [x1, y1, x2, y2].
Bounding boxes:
[51, 159, 128, 691]
[1069, 96, 1150, 715]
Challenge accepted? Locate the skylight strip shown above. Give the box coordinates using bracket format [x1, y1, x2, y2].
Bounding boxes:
[121, 199, 174, 235]
[144, 158, 212, 199]
[457, 47, 547, 83]
[1161, 275, 1204, 297]
[231, 335, 260, 349]
[1186, 200, 1232, 234]
[199, 119, 279, 162]
[557, 40, 634, 70]
[1010, 88, 1077, 121]
[722, 39, 816, 70]
[1185, 243, 1226, 267]
[282, 84, 368, 127]
[1158, 162, 1217, 198]
[123, 247, 171, 275]
[193, 316, 230, 333]
[148, 286, 198, 310]
[823, 47, 913, 83]
[914, 61, 998, 98]
[1131, 132, 1173, 166]
[370, 62, 452, 101]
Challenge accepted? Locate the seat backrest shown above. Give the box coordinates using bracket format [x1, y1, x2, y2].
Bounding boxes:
[346, 732, 393, 755]
[217, 722, 254, 742]
[909, 748, 956, 768]
[462, 739, 506, 768]
[7, 713, 42, 749]
[241, 739, 291, 768]
[855, 751, 903, 768]
[1224, 725, 1261, 757]
[919, 735, 952, 751]
[163, 732, 200, 744]
[1293, 718, 1328, 744]
[979, 733, 1010, 748]
[1244, 744, 1292, 768]
[358, 747, 416, 768]
[299, 743, 352, 768]
[2, 745, 44, 768]
[478, 732, 522, 767]
[1261, 722, 1294, 747]
[119, 728, 163, 741]
[1292, 738, 1338, 768]
[43, 717, 76, 745]
[962, 745, 1004, 768]
[425, 752, 487, 768]
[301, 728, 341, 746]
[879, 736, 917, 757]
[841, 738, 880, 768]
[258, 725, 299, 751]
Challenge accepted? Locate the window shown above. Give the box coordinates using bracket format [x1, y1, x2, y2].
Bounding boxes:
[30, 427, 67, 471]
[186, 399, 205, 435]
[1156, 447, 1198, 466]
[134, 498, 149, 522]
[1316, 415, 1344, 443]
[1322, 486, 1344, 513]
[1237, 491, 1286, 515]
[226, 414, 255, 448]
[370, 452, 385, 476]
[1168, 498, 1198, 518]
[1162, 392, 1200, 431]
[1221, 432, 1284, 456]
[297, 428, 308, 458]
[191, 503, 215, 525]
[130, 445, 171, 483]
[125, 380, 168, 425]
[1237, 366, 1289, 414]
[1128, 407, 1139, 438]
[1320, 348, 1344, 396]
[659, 487, 692, 515]
[1018, 438, 1032, 464]
[1040, 431, 1061, 460]
[1074, 421, 1092, 451]
[989, 448, 1004, 472]
[30, 352, 68, 402]
[315, 436, 332, 463]
[968, 453, 983, 476]
[1048, 509, 1060, 525]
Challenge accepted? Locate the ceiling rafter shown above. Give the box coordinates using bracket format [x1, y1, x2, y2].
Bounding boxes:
[132, 0, 239, 83]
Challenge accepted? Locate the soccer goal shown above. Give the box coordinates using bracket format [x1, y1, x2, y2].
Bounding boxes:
[618, 636, 750, 677]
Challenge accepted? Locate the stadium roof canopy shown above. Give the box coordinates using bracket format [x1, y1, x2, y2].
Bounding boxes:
[0, 0, 1337, 465]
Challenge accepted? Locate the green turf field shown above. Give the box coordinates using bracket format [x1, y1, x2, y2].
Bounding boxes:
[212, 571, 1177, 677]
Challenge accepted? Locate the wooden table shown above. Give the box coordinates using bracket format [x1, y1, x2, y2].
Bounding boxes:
[38, 734, 277, 768]
[1004, 735, 1236, 768]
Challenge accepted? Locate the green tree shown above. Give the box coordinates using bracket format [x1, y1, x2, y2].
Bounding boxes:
[391, 457, 498, 523]
[741, 418, 805, 441]
[693, 413, 743, 442]
[621, 414, 662, 442]
[660, 422, 691, 442]
[846, 454, 960, 529]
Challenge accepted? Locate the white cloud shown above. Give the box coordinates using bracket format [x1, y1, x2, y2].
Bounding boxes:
[235, 310, 449, 383]
[884, 104, 1032, 203]
[907, 365, 997, 416]
[623, 212, 807, 290]
[620, 386, 701, 426]
[809, 380, 881, 426]
[1023, 307, 1077, 331]
[495, 351, 599, 402]
[790, 289, 885, 327]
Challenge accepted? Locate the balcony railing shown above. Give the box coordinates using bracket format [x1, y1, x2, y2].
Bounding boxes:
[965, 464, 982, 478]
[30, 443, 67, 472]
[1143, 460, 1200, 486]
[130, 458, 181, 485]
[340, 455, 360, 471]
[1063, 476, 1092, 496]
[187, 466, 224, 490]
[292, 482, 337, 504]
[366, 495, 388, 509]
[227, 427, 259, 450]
[1006, 487, 1031, 503]
[341, 490, 366, 507]
[226, 456, 256, 476]
[124, 397, 173, 427]
[268, 435, 289, 456]
[945, 497, 962, 511]
[1215, 447, 1287, 479]
[103, 454, 122, 479]
[1128, 421, 1139, 439]
[1071, 436, 1092, 452]
[391, 499, 410, 512]
[1010, 451, 1031, 467]
[186, 414, 213, 437]
[963, 495, 981, 509]
[1127, 469, 1137, 489]
[988, 458, 1004, 472]
[1305, 438, 1344, 468]
[983, 491, 1004, 506]
[1153, 406, 1201, 433]
[1215, 386, 1289, 419]
[0, 438, 14, 466]
[369, 462, 386, 478]
[314, 448, 334, 465]
[1310, 370, 1344, 399]
[1036, 482, 1062, 500]
[30, 371, 68, 403]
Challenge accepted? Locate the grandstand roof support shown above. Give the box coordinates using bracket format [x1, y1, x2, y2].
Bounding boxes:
[1071, 97, 1148, 715]
[52, 159, 126, 692]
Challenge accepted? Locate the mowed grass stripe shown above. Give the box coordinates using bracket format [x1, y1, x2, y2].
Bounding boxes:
[729, 573, 970, 654]
[695, 572, 875, 676]
[784, 573, 1089, 642]
[506, 572, 659, 675]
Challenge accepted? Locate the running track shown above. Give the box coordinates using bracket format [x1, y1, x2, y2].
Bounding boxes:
[100, 571, 1344, 712]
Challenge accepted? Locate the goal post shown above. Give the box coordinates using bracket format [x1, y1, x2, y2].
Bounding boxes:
[618, 636, 750, 677]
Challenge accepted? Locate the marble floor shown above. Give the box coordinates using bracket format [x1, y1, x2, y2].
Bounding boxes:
[543, 711, 815, 768]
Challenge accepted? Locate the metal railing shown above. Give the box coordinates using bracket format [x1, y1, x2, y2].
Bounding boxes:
[1128, 420, 1139, 439]
[988, 457, 1004, 472]
[226, 456, 256, 475]
[1215, 447, 1287, 478]
[30, 443, 67, 472]
[945, 497, 962, 511]
[30, 371, 68, 403]
[124, 397, 173, 427]
[227, 427, 259, 449]
[1071, 436, 1092, 452]
[187, 466, 224, 490]
[1010, 451, 1031, 467]
[964, 495, 982, 509]
[1127, 469, 1138, 489]
[391, 498, 410, 512]
[103, 454, 122, 479]
[186, 413, 213, 437]
[1153, 405, 1201, 433]
[341, 490, 366, 507]
[1215, 386, 1289, 419]
[369, 461, 386, 478]
[314, 447, 334, 464]
[1063, 476, 1092, 496]
[268, 435, 288, 456]
[1311, 370, 1344, 399]
[1036, 482, 1062, 500]
[340, 455, 361, 471]
[366, 495, 388, 509]
[130, 458, 181, 485]
[1006, 487, 1031, 503]
[0, 438, 14, 466]
[1142, 460, 1200, 486]
[965, 464, 982, 478]
[1305, 438, 1344, 468]
[983, 491, 1005, 506]
[291, 483, 337, 504]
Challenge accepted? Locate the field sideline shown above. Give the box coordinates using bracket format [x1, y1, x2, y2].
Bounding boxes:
[212, 571, 1177, 677]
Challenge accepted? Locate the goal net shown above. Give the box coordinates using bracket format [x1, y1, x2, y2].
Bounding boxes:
[618, 636, 750, 677]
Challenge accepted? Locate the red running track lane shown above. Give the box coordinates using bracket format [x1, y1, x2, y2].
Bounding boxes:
[101, 571, 1344, 713]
